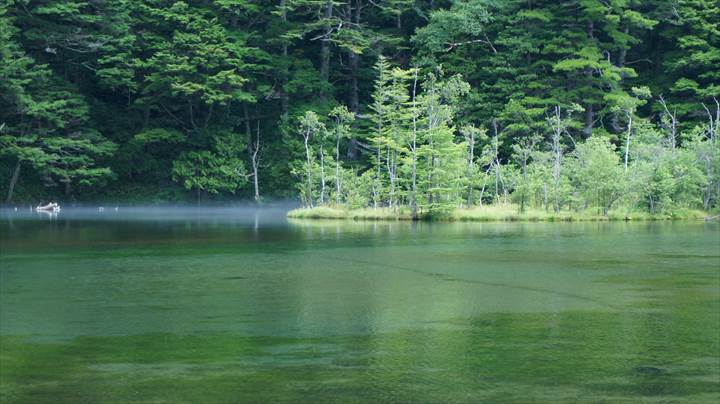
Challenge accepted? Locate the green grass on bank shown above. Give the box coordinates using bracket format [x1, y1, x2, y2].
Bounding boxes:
[287, 205, 712, 222]
[287, 206, 413, 220]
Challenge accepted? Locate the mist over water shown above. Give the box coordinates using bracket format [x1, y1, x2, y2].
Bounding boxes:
[0, 203, 297, 225]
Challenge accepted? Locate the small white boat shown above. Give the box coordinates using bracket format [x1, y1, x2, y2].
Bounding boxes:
[36, 202, 61, 213]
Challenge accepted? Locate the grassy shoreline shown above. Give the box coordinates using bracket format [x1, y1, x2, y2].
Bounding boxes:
[287, 205, 713, 222]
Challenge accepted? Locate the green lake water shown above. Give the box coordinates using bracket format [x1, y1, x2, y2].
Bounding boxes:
[1, 208, 719, 403]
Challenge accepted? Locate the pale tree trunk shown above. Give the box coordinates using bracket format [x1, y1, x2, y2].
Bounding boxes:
[319, 146, 326, 205]
[478, 165, 492, 207]
[386, 147, 396, 209]
[659, 95, 677, 151]
[427, 98, 438, 206]
[701, 98, 719, 209]
[250, 122, 261, 202]
[583, 104, 593, 138]
[550, 106, 564, 213]
[410, 69, 419, 220]
[624, 112, 633, 172]
[520, 153, 528, 212]
[492, 120, 502, 203]
[303, 130, 313, 208]
[6, 160, 21, 204]
[335, 129, 341, 205]
[465, 130, 475, 206]
[373, 143, 381, 209]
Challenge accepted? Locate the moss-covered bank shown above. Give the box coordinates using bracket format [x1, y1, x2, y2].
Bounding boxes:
[287, 205, 712, 222]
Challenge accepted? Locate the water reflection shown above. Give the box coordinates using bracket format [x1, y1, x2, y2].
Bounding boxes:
[0, 210, 718, 402]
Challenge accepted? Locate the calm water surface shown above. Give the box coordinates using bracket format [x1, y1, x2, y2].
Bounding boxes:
[1, 208, 719, 403]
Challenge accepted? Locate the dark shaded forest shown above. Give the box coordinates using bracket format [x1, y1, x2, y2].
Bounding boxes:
[1, 0, 717, 215]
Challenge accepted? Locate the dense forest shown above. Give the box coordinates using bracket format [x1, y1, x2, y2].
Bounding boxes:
[0, 0, 718, 216]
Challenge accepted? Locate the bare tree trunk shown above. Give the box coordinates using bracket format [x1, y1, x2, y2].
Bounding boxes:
[550, 106, 564, 213]
[583, 104, 593, 138]
[520, 156, 527, 212]
[250, 122, 261, 202]
[492, 120, 501, 203]
[659, 95, 677, 151]
[336, 129, 341, 205]
[648, 193, 655, 213]
[386, 147, 396, 208]
[410, 69, 419, 220]
[373, 143, 381, 209]
[303, 129, 313, 208]
[319, 147, 326, 205]
[624, 112, 633, 172]
[701, 98, 719, 208]
[478, 165, 492, 207]
[466, 130, 475, 206]
[6, 160, 21, 204]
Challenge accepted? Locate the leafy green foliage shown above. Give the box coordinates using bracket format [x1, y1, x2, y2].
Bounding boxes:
[0, 0, 717, 214]
[172, 132, 248, 199]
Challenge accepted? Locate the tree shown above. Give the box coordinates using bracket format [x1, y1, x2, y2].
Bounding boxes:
[328, 105, 354, 204]
[605, 86, 651, 172]
[415, 71, 470, 217]
[297, 111, 325, 207]
[248, 121, 263, 202]
[661, 0, 720, 120]
[545, 105, 579, 212]
[567, 137, 625, 214]
[0, 5, 117, 201]
[461, 125, 487, 206]
[369, 58, 413, 209]
[172, 132, 248, 202]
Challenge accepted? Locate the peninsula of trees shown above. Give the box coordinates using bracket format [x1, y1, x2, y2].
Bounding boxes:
[1, 0, 718, 218]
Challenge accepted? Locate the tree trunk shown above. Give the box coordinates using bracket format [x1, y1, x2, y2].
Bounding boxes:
[253, 167, 260, 202]
[319, 148, 325, 205]
[5, 160, 21, 204]
[583, 19, 595, 138]
[345, 0, 361, 159]
[624, 113, 632, 172]
[336, 132, 341, 204]
[648, 193, 655, 213]
[319, 1, 333, 100]
[280, 0, 289, 116]
[520, 158, 527, 212]
[583, 104, 593, 138]
[251, 123, 261, 202]
[466, 131, 474, 206]
[304, 134, 313, 208]
[410, 70, 419, 220]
